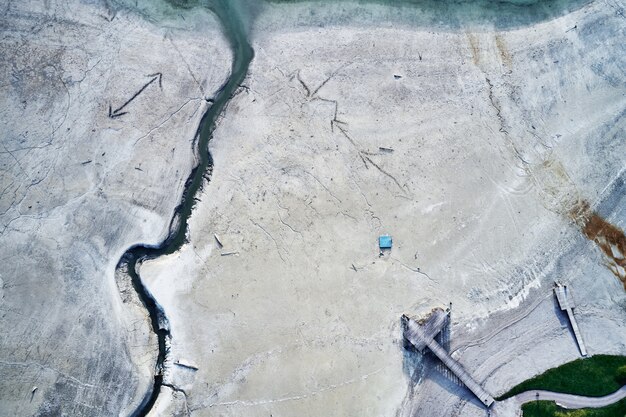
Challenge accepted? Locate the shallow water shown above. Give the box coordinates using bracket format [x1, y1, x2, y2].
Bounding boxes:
[261, 0, 592, 31]
[119, 0, 592, 33]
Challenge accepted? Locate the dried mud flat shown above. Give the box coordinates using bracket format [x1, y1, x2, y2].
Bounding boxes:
[142, 1, 626, 416]
[1, 0, 626, 417]
[0, 1, 231, 415]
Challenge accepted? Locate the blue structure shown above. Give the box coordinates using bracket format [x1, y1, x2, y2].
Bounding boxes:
[379, 235, 392, 249]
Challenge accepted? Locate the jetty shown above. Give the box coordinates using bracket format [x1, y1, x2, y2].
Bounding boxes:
[402, 308, 495, 408]
[554, 282, 587, 356]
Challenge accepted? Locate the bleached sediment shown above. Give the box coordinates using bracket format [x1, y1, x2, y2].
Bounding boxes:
[2, 0, 625, 416]
[141, 1, 626, 416]
[0, 1, 231, 415]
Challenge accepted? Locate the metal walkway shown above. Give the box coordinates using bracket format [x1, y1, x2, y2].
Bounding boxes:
[554, 282, 587, 356]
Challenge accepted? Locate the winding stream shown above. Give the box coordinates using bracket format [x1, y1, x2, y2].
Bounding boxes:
[116, 2, 254, 416]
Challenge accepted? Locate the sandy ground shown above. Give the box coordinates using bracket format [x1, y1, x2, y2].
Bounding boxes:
[141, 1, 626, 416]
[0, 0, 231, 415]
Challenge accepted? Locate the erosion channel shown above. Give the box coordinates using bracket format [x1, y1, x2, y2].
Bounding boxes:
[116, 2, 253, 416]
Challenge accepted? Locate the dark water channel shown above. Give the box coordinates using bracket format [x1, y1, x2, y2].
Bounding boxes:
[116, 1, 253, 416]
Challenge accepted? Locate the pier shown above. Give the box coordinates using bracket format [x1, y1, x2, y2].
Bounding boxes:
[554, 282, 587, 356]
[402, 309, 495, 407]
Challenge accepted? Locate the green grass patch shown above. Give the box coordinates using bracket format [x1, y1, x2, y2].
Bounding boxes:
[522, 399, 626, 417]
[498, 355, 626, 400]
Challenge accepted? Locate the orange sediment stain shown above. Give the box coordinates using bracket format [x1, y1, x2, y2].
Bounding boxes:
[467, 33, 480, 66]
[495, 35, 512, 70]
[571, 201, 626, 290]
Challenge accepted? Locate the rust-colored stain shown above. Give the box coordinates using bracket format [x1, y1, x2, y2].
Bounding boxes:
[495, 35, 512, 69]
[571, 201, 626, 289]
[467, 33, 480, 66]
